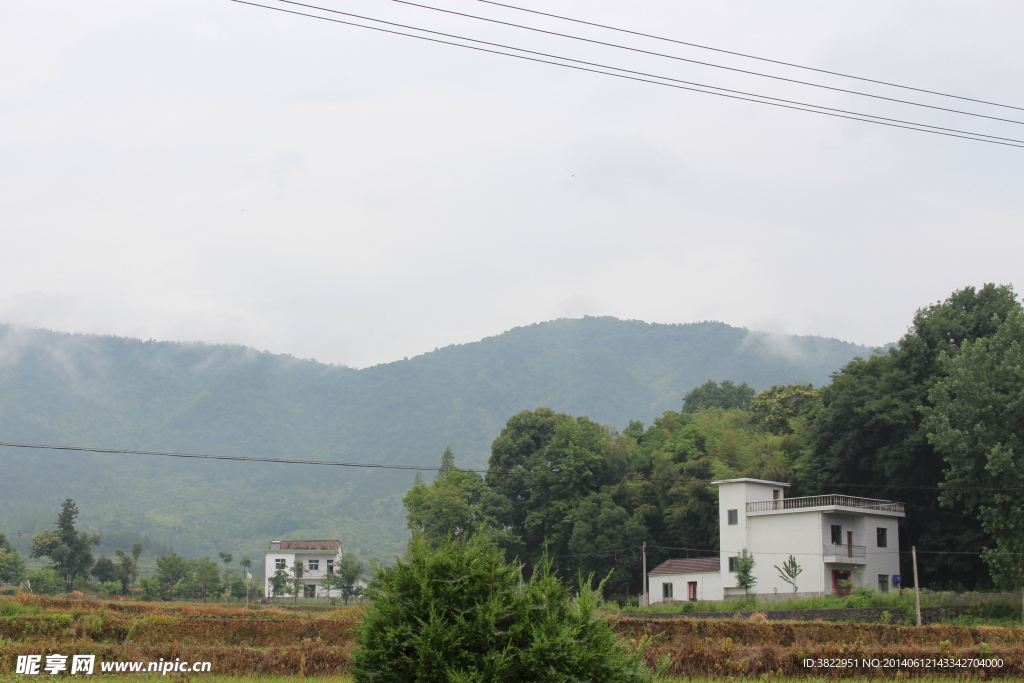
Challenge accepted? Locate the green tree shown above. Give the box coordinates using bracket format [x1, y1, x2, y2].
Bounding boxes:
[29, 499, 100, 588]
[750, 383, 817, 434]
[239, 556, 255, 602]
[682, 380, 755, 413]
[290, 559, 305, 602]
[805, 284, 1021, 589]
[130, 543, 144, 585]
[565, 492, 646, 597]
[404, 449, 497, 545]
[0, 547, 27, 587]
[350, 534, 651, 682]
[25, 568, 65, 596]
[928, 310, 1024, 593]
[191, 557, 222, 602]
[155, 553, 193, 599]
[113, 549, 134, 593]
[322, 556, 364, 604]
[733, 548, 756, 597]
[91, 557, 122, 584]
[774, 554, 802, 594]
[269, 569, 289, 598]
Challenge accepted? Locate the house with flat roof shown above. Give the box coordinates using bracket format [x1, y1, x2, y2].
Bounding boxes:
[648, 479, 904, 602]
[264, 540, 344, 598]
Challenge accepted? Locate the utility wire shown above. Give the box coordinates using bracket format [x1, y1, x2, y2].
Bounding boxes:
[473, 0, 1024, 113]
[373, 0, 1024, 126]
[228, 0, 1024, 147]
[3, 440, 1023, 493]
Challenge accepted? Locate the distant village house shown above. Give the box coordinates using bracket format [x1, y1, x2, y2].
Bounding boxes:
[264, 540, 363, 598]
[648, 479, 904, 602]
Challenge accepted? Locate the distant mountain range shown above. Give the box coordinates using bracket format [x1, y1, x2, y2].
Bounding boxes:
[0, 317, 878, 564]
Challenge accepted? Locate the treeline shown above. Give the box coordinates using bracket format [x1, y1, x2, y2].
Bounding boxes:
[405, 284, 1024, 595]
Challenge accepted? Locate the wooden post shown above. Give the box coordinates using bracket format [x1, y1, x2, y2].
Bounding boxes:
[912, 546, 922, 627]
[641, 542, 647, 607]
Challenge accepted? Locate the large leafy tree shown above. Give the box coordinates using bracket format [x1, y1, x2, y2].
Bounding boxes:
[404, 448, 502, 545]
[928, 311, 1024, 591]
[30, 499, 100, 587]
[682, 380, 755, 413]
[805, 284, 1021, 588]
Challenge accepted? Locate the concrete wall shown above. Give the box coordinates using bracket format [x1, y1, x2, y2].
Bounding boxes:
[747, 511, 824, 595]
[649, 571, 722, 603]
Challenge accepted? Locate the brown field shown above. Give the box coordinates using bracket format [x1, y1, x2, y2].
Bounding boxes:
[2, 595, 1022, 679]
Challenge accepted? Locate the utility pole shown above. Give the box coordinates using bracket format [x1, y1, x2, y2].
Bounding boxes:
[912, 546, 922, 627]
[641, 542, 647, 607]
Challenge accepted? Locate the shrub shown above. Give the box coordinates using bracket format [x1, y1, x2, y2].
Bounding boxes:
[26, 569, 65, 596]
[350, 534, 651, 683]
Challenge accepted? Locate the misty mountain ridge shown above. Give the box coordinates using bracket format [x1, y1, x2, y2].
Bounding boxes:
[0, 316, 878, 563]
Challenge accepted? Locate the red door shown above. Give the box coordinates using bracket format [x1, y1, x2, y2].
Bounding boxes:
[687, 581, 697, 601]
[832, 570, 852, 597]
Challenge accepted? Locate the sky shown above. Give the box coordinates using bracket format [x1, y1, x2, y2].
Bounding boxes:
[2, 0, 1023, 368]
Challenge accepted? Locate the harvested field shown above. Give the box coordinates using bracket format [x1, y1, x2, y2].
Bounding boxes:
[2, 596, 1022, 678]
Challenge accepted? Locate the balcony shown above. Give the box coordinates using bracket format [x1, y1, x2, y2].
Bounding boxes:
[746, 495, 904, 514]
[823, 543, 867, 564]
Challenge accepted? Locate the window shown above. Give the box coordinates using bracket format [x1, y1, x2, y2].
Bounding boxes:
[326, 560, 334, 574]
[728, 556, 738, 572]
[876, 527, 888, 548]
[877, 575, 889, 593]
[727, 509, 738, 525]
[308, 559, 320, 571]
[662, 582, 673, 599]
[830, 525, 842, 545]
[275, 558, 286, 570]
[773, 490, 780, 500]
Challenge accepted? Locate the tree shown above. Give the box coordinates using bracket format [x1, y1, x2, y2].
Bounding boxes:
[350, 534, 651, 682]
[928, 310, 1024, 594]
[155, 553, 193, 599]
[335, 556, 364, 604]
[239, 556, 255, 602]
[404, 449, 495, 545]
[130, 543, 144, 585]
[733, 548, 756, 597]
[682, 380, 755, 413]
[774, 554, 802, 594]
[191, 557, 222, 602]
[290, 559, 305, 602]
[30, 499, 100, 588]
[113, 549, 134, 593]
[805, 284, 1021, 589]
[91, 557, 121, 585]
[750, 384, 817, 434]
[26, 568, 65, 596]
[269, 569, 289, 598]
[0, 547, 27, 587]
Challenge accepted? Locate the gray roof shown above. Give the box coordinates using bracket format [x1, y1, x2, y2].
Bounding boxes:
[269, 540, 341, 551]
[649, 557, 720, 575]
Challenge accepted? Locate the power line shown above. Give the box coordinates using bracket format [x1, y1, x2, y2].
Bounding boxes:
[3, 439, 1023, 493]
[240, 0, 1024, 147]
[473, 0, 1024, 113]
[373, 0, 1024, 126]
[226, 0, 1024, 148]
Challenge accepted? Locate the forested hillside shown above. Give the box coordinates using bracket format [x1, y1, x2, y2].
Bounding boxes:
[0, 317, 870, 564]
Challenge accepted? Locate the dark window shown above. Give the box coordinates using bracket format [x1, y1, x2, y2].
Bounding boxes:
[326, 560, 334, 574]
[876, 527, 888, 548]
[728, 556, 738, 572]
[662, 582, 673, 599]
[275, 558, 286, 570]
[877, 575, 889, 592]
[727, 509, 738, 525]
[831, 525, 842, 545]
[773, 490, 780, 500]
[308, 559, 320, 571]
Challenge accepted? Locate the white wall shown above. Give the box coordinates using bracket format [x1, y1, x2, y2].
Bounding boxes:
[650, 571, 722, 603]
[264, 550, 344, 597]
[747, 511, 823, 596]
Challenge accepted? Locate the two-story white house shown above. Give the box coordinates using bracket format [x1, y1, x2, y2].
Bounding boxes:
[649, 479, 904, 602]
[264, 540, 345, 598]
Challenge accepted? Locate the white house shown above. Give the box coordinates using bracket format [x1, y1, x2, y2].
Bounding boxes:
[648, 479, 904, 603]
[264, 540, 346, 598]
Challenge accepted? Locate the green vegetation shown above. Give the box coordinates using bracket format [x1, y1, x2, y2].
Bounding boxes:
[0, 317, 871, 562]
[350, 534, 651, 682]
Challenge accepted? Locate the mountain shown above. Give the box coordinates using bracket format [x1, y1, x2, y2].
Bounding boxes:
[0, 317, 877, 564]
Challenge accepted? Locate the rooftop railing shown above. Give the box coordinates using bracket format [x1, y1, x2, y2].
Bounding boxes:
[747, 495, 904, 513]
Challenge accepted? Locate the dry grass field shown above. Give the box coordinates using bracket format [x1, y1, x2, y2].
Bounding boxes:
[2, 595, 1022, 679]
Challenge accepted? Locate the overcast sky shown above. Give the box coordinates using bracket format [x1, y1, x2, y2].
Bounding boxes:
[2, 0, 1022, 367]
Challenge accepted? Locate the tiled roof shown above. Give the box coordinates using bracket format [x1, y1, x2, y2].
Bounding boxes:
[271, 540, 341, 551]
[649, 557, 720, 575]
